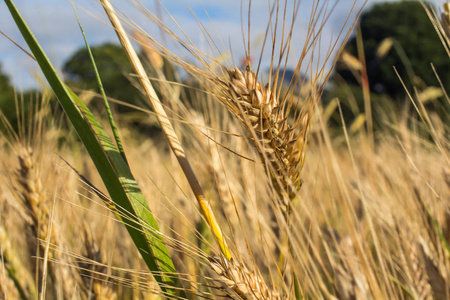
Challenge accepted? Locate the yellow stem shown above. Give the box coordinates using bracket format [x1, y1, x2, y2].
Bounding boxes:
[100, 0, 231, 261]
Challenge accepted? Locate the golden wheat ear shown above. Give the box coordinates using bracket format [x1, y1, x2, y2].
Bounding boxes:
[0, 225, 28, 299]
[216, 65, 305, 215]
[14, 148, 80, 298]
[208, 255, 280, 300]
[79, 225, 117, 299]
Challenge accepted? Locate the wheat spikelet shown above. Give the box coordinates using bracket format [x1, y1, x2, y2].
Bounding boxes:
[79, 226, 117, 300]
[15, 147, 79, 298]
[331, 231, 371, 300]
[335, 265, 360, 300]
[208, 255, 280, 300]
[0, 261, 20, 300]
[0, 226, 22, 299]
[393, 223, 429, 300]
[417, 239, 450, 299]
[441, 3, 450, 41]
[411, 185, 450, 298]
[217, 66, 307, 215]
[410, 241, 433, 300]
[16, 148, 49, 241]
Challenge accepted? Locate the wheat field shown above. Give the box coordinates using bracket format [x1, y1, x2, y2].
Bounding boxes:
[0, 0, 449, 299]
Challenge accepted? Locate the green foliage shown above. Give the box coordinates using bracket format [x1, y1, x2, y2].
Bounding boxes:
[325, 1, 450, 130]
[337, 1, 450, 98]
[0, 64, 13, 95]
[63, 43, 141, 111]
[0, 63, 15, 118]
[323, 82, 398, 131]
[0, 64, 51, 136]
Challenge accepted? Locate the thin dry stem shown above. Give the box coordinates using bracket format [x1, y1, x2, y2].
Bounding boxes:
[99, 0, 232, 260]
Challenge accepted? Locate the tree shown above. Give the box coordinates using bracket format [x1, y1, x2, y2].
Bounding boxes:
[0, 63, 14, 99]
[0, 63, 16, 120]
[336, 1, 450, 99]
[0, 64, 51, 135]
[63, 43, 142, 111]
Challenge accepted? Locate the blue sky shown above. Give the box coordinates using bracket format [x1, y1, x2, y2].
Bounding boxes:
[0, 0, 446, 89]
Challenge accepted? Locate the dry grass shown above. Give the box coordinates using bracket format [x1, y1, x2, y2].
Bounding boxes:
[0, 0, 449, 299]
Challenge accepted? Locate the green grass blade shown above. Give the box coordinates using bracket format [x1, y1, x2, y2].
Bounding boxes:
[4, 0, 185, 296]
[71, 2, 128, 164]
[67, 88, 186, 295]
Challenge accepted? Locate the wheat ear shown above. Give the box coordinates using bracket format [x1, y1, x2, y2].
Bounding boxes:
[208, 255, 280, 300]
[79, 225, 117, 300]
[0, 226, 23, 299]
[16, 148, 78, 299]
[217, 66, 307, 215]
[409, 240, 433, 299]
